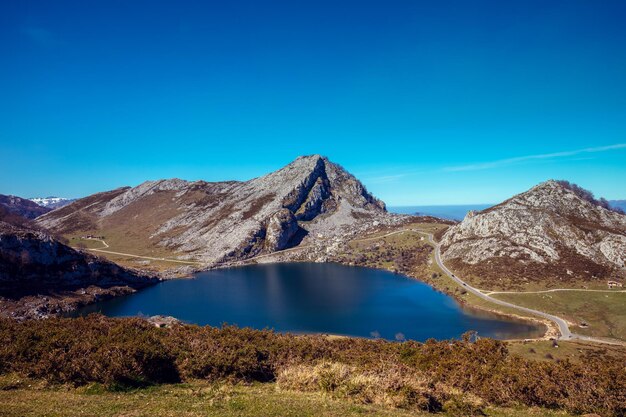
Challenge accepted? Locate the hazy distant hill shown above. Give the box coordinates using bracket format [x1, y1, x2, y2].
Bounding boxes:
[441, 180, 626, 290]
[30, 197, 76, 209]
[36, 155, 391, 266]
[0, 194, 50, 219]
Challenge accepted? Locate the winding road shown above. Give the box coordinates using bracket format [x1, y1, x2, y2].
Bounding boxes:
[423, 232, 624, 345]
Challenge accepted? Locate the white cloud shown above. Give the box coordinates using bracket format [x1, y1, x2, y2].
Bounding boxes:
[444, 143, 626, 172]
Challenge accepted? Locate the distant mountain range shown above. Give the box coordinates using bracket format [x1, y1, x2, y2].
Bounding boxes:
[0, 194, 51, 219]
[29, 197, 76, 209]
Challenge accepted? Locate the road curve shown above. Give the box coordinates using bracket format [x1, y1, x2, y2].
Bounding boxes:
[424, 233, 576, 339]
[426, 232, 626, 346]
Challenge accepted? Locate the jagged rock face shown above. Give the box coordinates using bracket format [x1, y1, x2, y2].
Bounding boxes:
[441, 180, 626, 286]
[0, 194, 50, 220]
[265, 209, 299, 251]
[36, 155, 389, 266]
[0, 221, 155, 294]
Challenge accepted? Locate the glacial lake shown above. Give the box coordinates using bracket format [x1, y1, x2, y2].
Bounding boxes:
[74, 263, 543, 341]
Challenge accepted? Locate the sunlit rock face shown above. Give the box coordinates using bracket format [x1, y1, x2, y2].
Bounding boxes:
[441, 180, 626, 285]
[265, 209, 299, 252]
[36, 155, 391, 266]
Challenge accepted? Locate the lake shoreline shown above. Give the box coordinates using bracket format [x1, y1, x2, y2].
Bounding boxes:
[72, 262, 545, 342]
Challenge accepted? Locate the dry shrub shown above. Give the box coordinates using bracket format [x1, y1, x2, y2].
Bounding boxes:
[441, 387, 486, 416]
[278, 361, 462, 413]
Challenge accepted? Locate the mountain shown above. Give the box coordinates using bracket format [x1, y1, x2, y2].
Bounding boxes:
[440, 180, 626, 290]
[0, 194, 51, 220]
[30, 197, 76, 209]
[36, 155, 390, 266]
[0, 218, 156, 318]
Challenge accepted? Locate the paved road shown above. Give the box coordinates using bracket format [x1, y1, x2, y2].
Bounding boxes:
[423, 232, 625, 345]
[424, 233, 572, 340]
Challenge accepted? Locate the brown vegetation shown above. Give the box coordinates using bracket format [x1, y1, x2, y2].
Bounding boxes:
[0, 315, 624, 416]
[556, 180, 624, 214]
[446, 243, 616, 291]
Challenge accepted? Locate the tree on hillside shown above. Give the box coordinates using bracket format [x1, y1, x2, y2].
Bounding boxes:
[556, 180, 624, 214]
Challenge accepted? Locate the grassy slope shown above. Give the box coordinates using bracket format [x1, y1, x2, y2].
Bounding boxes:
[507, 339, 626, 363]
[65, 234, 198, 273]
[493, 291, 626, 340]
[0, 377, 576, 417]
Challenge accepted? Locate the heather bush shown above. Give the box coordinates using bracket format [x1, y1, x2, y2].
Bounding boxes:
[0, 315, 179, 386]
[0, 315, 624, 416]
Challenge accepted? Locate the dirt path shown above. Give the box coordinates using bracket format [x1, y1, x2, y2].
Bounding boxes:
[80, 238, 201, 265]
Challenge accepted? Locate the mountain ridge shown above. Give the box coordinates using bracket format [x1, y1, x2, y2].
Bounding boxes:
[29, 197, 76, 209]
[36, 155, 392, 268]
[0, 194, 51, 220]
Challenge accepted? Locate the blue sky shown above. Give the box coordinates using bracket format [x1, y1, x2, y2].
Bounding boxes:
[1, 0, 625, 205]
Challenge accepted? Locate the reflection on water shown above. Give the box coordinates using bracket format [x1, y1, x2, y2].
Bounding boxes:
[74, 263, 544, 341]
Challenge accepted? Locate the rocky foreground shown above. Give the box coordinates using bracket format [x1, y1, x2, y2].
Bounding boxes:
[0, 220, 156, 319]
[441, 180, 626, 290]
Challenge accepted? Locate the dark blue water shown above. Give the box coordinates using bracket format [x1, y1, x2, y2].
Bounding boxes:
[389, 204, 493, 221]
[74, 263, 542, 341]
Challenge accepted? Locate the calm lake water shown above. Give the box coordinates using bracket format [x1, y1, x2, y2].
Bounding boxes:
[75, 263, 543, 341]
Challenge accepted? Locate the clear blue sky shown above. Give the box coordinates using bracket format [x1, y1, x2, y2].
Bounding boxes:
[1, 0, 625, 205]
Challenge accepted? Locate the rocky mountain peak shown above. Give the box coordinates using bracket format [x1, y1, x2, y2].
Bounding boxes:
[35, 155, 391, 267]
[489, 179, 625, 226]
[441, 180, 626, 289]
